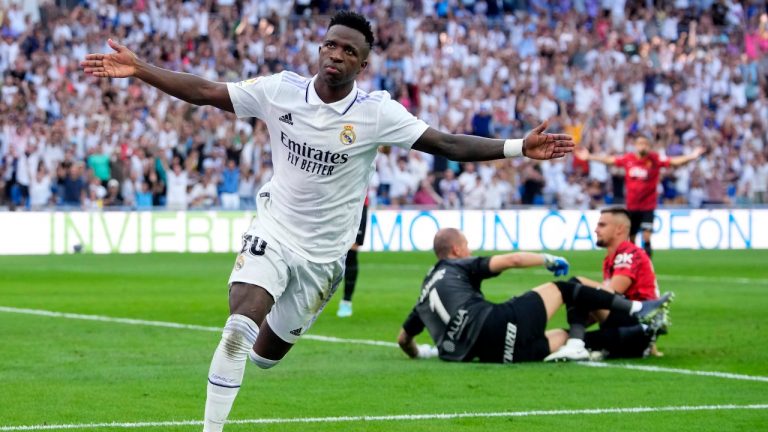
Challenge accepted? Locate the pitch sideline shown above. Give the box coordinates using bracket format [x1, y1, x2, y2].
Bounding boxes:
[2, 305, 767, 383]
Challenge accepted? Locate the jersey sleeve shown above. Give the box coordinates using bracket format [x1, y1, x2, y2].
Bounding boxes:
[226, 73, 282, 119]
[402, 307, 425, 336]
[613, 154, 628, 168]
[463, 256, 500, 281]
[655, 153, 671, 168]
[376, 94, 429, 150]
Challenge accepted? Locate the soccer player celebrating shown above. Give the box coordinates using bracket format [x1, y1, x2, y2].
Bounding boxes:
[398, 228, 671, 363]
[82, 11, 573, 432]
[544, 207, 672, 362]
[577, 136, 704, 258]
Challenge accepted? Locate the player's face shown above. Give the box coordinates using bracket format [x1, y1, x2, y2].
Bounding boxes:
[635, 138, 650, 157]
[318, 25, 369, 88]
[594, 213, 615, 248]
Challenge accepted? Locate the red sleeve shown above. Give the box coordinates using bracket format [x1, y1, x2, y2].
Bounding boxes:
[613, 154, 628, 168]
[654, 153, 671, 168]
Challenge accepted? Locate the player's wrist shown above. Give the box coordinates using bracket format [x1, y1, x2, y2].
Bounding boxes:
[503, 139, 524, 158]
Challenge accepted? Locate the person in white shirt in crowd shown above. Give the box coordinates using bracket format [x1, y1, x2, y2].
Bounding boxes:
[189, 169, 219, 209]
[390, 156, 418, 206]
[463, 175, 487, 210]
[161, 155, 189, 210]
[237, 165, 257, 209]
[28, 160, 52, 210]
[457, 161, 479, 194]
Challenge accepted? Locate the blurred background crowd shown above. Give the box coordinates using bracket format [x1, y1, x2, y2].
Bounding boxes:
[1, 0, 767, 211]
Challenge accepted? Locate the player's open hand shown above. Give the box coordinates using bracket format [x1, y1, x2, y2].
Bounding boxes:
[522, 121, 575, 160]
[543, 254, 569, 277]
[691, 146, 706, 158]
[81, 39, 138, 78]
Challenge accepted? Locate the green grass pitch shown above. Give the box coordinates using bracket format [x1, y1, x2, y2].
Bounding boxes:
[1, 249, 767, 431]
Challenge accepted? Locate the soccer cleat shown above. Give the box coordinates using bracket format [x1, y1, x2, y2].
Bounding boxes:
[636, 292, 674, 326]
[646, 306, 671, 336]
[543, 338, 591, 362]
[337, 300, 353, 318]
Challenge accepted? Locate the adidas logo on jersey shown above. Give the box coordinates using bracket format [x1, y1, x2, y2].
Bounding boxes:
[279, 113, 294, 125]
[289, 327, 302, 336]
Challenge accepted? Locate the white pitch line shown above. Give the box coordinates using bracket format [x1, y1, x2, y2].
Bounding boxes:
[0, 306, 399, 348]
[1, 404, 767, 431]
[2, 306, 766, 382]
[581, 362, 768, 383]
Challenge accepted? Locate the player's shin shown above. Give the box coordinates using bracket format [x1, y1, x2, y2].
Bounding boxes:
[554, 281, 634, 314]
[566, 305, 589, 340]
[204, 314, 259, 432]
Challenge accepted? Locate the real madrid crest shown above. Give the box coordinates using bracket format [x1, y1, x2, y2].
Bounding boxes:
[234, 254, 245, 271]
[339, 124, 356, 145]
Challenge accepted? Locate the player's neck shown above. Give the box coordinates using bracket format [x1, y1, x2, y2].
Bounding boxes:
[314, 80, 354, 104]
[607, 240, 624, 256]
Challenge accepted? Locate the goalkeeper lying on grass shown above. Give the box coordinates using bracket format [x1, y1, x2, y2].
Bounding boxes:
[398, 228, 671, 363]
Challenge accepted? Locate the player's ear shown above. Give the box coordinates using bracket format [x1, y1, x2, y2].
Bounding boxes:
[360, 61, 368, 71]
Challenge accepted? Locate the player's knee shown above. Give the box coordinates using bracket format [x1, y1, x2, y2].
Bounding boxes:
[220, 315, 259, 357]
[554, 280, 581, 304]
[248, 350, 280, 369]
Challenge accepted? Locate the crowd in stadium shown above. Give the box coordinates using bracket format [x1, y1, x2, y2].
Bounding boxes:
[1, 0, 767, 211]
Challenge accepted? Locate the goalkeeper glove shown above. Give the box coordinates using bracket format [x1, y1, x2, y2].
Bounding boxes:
[543, 254, 569, 277]
[416, 344, 439, 359]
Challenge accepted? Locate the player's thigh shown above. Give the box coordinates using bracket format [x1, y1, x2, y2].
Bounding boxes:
[476, 292, 550, 363]
[228, 282, 276, 326]
[266, 253, 345, 345]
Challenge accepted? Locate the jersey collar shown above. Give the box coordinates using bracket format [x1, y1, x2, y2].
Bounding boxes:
[305, 75, 359, 115]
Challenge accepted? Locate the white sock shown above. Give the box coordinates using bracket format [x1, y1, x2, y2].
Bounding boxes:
[204, 314, 258, 432]
[630, 301, 642, 315]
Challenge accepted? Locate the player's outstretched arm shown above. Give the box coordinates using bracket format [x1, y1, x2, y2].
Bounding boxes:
[81, 39, 234, 113]
[412, 120, 573, 162]
[489, 252, 569, 276]
[669, 146, 705, 167]
[575, 147, 616, 165]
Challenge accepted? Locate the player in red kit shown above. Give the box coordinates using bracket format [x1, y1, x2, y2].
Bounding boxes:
[577, 136, 703, 258]
[544, 207, 672, 361]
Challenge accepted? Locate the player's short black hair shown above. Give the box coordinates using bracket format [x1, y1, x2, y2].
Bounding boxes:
[600, 206, 631, 220]
[328, 10, 374, 50]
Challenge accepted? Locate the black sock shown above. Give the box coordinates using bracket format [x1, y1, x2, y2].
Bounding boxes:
[343, 250, 358, 302]
[554, 281, 633, 314]
[567, 306, 588, 340]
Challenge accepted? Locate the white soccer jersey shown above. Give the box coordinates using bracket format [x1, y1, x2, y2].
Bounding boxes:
[227, 72, 429, 262]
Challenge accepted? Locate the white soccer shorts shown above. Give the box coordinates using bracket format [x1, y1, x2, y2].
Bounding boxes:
[228, 217, 344, 344]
